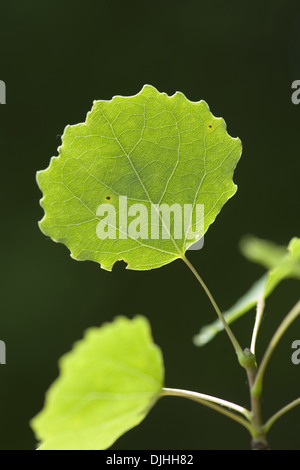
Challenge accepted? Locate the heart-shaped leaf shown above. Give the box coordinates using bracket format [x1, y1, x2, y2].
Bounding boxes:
[37, 85, 242, 270]
[31, 316, 164, 450]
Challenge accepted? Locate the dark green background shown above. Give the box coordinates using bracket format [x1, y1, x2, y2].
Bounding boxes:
[0, 0, 299, 450]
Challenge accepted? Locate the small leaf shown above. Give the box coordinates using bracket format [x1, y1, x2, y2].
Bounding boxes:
[31, 316, 164, 450]
[37, 85, 242, 270]
[239, 236, 287, 270]
[194, 236, 300, 346]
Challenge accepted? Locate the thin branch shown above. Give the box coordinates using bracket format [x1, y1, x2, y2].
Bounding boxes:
[182, 255, 244, 361]
[263, 397, 300, 433]
[161, 387, 253, 434]
[252, 299, 300, 398]
[250, 295, 265, 355]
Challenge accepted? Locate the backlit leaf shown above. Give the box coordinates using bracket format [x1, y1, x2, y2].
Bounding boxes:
[31, 316, 164, 450]
[37, 85, 242, 270]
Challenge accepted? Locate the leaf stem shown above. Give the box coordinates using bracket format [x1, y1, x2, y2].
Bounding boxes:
[161, 387, 253, 434]
[182, 255, 245, 362]
[263, 397, 300, 433]
[250, 295, 265, 355]
[252, 299, 300, 398]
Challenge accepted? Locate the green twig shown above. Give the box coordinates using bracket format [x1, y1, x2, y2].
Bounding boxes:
[263, 397, 300, 433]
[252, 299, 300, 398]
[182, 255, 245, 363]
[250, 295, 265, 355]
[161, 387, 253, 434]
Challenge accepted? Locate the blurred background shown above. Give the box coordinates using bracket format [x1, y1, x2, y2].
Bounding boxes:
[0, 0, 299, 450]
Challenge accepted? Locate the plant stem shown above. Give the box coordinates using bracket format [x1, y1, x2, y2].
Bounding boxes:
[161, 387, 253, 433]
[241, 349, 269, 449]
[263, 397, 300, 433]
[252, 299, 300, 398]
[182, 255, 245, 363]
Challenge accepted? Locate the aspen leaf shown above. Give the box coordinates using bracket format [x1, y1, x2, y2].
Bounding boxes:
[37, 85, 242, 270]
[31, 316, 164, 450]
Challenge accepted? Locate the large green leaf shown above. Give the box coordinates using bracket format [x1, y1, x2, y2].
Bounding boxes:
[194, 236, 300, 346]
[31, 316, 164, 450]
[37, 85, 242, 270]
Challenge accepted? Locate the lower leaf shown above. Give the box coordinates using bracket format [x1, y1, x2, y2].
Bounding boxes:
[31, 316, 164, 450]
